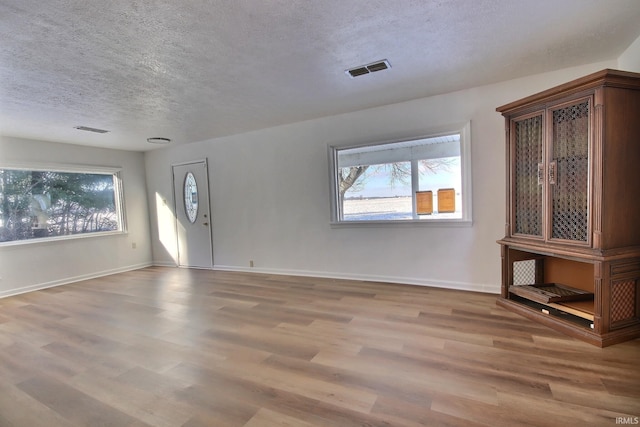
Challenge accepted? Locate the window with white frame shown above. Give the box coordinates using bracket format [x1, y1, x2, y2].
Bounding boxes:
[330, 123, 471, 224]
[0, 166, 125, 243]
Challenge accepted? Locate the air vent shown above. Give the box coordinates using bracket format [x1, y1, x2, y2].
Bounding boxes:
[74, 126, 109, 134]
[366, 61, 389, 73]
[348, 67, 369, 77]
[346, 59, 391, 78]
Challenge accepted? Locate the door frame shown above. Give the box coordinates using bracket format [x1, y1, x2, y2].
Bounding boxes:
[171, 159, 213, 268]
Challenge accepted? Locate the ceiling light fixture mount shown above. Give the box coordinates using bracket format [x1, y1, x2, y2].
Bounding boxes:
[346, 59, 391, 78]
[147, 137, 172, 144]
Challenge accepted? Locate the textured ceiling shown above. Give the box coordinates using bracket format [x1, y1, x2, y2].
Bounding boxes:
[1, 0, 640, 151]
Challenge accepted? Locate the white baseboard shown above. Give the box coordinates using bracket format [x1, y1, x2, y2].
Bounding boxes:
[0, 262, 499, 299]
[0, 262, 153, 299]
[152, 260, 178, 268]
[213, 264, 500, 294]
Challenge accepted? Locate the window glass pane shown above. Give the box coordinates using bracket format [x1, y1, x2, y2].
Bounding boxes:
[333, 129, 469, 223]
[0, 169, 122, 243]
[341, 162, 413, 221]
[418, 156, 462, 219]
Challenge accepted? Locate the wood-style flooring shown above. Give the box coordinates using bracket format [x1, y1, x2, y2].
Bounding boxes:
[0, 267, 638, 426]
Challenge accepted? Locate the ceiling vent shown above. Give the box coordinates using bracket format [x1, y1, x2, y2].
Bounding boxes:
[346, 59, 391, 78]
[74, 125, 109, 134]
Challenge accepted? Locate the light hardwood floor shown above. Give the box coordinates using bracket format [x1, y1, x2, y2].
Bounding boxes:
[0, 267, 638, 426]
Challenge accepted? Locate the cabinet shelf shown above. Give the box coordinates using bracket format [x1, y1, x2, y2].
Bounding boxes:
[509, 283, 593, 304]
[505, 296, 594, 330]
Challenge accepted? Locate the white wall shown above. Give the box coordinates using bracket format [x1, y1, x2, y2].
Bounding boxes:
[619, 33, 640, 72]
[0, 136, 152, 296]
[145, 60, 616, 294]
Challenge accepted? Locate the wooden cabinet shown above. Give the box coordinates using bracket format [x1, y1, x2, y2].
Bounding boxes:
[497, 69, 640, 346]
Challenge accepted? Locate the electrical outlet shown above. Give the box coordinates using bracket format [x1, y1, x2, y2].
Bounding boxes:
[132, 242, 137, 249]
[250, 260, 254, 267]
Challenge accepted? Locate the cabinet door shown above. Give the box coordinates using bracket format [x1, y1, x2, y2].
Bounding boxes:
[548, 97, 591, 244]
[511, 112, 544, 238]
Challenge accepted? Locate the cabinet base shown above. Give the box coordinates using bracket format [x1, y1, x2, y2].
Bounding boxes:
[497, 297, 640, 347]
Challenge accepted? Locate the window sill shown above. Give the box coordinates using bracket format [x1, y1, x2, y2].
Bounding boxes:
[330, 219, 472, 228]
[0, 230, 127, 248]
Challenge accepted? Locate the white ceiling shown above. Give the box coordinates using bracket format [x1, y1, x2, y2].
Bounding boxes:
[1, 0, 640, 152]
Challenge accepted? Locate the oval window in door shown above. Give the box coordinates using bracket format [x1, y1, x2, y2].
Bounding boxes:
[184, 172, 198, 223]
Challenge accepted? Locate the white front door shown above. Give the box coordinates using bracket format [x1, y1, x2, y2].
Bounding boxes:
[172, 160, 213, 268]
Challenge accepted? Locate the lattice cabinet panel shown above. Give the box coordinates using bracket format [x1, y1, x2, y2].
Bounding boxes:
[550, 100, 590, 242]
[610, 279, 638, 326]
[512, 259, 537, 286]
[513, 114, 543, 237]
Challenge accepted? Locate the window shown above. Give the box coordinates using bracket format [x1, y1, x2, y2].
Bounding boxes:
[330, 123, 471, 224]
[0, 165, 125, 244]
